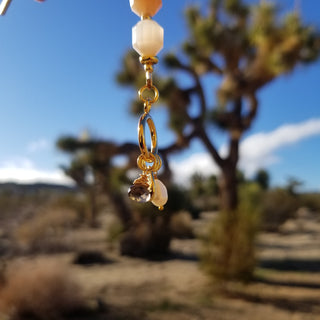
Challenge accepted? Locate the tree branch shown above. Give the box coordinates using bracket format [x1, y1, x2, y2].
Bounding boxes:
[197, 56, 223, 75]
[167, 59, 225, 168]
[159, 129, 197, 156]
[197, 126, 224, 167]
[242, 93, 258, 130]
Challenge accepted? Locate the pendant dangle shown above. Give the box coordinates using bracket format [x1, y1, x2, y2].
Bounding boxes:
[128, 0, 167, 210]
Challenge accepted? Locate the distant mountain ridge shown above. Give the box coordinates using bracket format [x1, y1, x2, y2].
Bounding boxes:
[0, 182, 76, 194]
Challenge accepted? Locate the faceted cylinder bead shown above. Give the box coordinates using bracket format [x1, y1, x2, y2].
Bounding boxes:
[132, 19, 164, 57]
[130, 0, 162, 18]
[151, 179, 168, 208]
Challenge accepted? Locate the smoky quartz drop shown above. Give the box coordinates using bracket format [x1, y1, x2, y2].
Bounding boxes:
[128, 184, 152, 203]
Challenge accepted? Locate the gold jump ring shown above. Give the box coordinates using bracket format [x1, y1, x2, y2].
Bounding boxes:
[137, 154, 162, 172]
[138, 85, 159, 104]
[138, 113, 158, 160]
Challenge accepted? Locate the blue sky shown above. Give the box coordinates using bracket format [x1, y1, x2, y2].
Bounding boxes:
[0, 0, 319, 191]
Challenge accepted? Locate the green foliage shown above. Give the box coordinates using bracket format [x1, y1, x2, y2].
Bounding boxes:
[249, 3, 320, 76]
[166, 184, 200, 219]
[224, 0, 248, 17]
[189, 173, 219, 212]
[116, 50, 145, 87]
[254, 168, 270, 190]
[201, 183, 262, 282]
[56, 136, 81, 153]
[285, 176, 303, 195]
[164, 53, 182, 69]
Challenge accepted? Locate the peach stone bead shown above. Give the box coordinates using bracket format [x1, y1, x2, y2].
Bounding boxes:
[132, 19, 164, 56]
[129, 0, 162, 18]
[151, 179, 168, 208]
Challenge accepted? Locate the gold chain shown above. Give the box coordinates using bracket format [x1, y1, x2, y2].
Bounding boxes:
[128, 57, 167, 210]
[128, 0, 167, 210]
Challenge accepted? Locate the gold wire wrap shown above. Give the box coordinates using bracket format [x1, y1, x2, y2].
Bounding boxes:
[137, 153, 162, 172]
[133, 174, 150, 188]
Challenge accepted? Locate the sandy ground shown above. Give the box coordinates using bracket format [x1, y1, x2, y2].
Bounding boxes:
[62, 212, 320, 320]
[3, 212, 320, 320]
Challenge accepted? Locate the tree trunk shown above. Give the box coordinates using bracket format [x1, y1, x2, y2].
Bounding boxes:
[86, 188, 98, 227]
[219, 163, 238, 211]
[219, 132, 240, 212]
[103, 177, 172, 258]
[108, 190, 133, 231]
[120, 214, 172, 258]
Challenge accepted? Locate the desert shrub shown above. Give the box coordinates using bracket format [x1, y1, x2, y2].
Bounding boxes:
[166, 185, 200, 219]
[0, 259, 85, 320]
[201, 183, 262, 282]
[73, 250, 109, 265]
[119, 185, 199, 258]
[14, 207, 78, 253]
[120, 215, 172, 258]
[170, 211, 194, 239]
[106, 215, 124, 247]
[299, 193, 320, 214]
[50, 193, 87, 222]
[189, 174, 219, 212]
[260, 188, 299, 231]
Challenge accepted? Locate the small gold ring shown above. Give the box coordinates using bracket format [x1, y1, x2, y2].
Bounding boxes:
[138, 113, 158, 159]
[137, 154, 154, 171]
[138, 85, 159, 104]
[137, 154, 162, 172]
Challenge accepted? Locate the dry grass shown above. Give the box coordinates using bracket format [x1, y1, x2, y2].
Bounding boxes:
[0, 259, 85, 320]
[170, 211, 194, 239]
[14, 207, 78, 253]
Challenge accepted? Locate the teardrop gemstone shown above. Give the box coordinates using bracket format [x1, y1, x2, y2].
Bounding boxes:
[151, 179, 168, 207]
[128, 184, 152, 203]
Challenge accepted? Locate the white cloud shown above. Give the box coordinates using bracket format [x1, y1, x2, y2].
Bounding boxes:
[239, 118, 320, 175]
[0, 158, 74, 185]
[171, 118, 320, 184]
[27, 138, 49, 153]
[170, 153, 220, 185]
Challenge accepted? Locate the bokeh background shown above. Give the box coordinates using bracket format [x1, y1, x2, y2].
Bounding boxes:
[0, 1, 319, 319]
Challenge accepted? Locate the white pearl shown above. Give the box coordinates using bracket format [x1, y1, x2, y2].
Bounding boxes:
[132, 19, 164, 57]
[151, 179, 168, 207]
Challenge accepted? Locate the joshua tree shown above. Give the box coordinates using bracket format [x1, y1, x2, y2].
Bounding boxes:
[57, 135, 135, 228]
[57, 135, 183, 257]
[118, 0, 320, 212]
